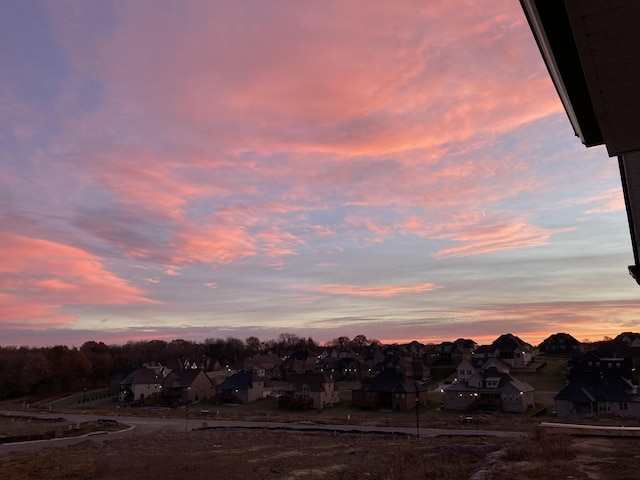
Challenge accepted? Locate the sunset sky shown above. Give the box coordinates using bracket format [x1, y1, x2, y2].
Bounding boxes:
[2, 0, 639, 348]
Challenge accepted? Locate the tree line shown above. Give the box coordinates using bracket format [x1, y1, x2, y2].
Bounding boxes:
[0, 333, 378, 400]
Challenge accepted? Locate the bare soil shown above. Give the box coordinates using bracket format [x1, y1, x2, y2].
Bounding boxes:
[1, 421, 639, 479]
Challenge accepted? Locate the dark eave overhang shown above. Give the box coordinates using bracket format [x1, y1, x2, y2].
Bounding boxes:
[520, 0, 603, 147]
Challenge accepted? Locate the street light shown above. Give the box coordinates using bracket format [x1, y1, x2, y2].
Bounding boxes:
[82, 388, 87, 411]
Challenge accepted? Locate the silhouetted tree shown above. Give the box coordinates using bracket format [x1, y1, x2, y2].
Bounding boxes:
[245, 336, 262, 357]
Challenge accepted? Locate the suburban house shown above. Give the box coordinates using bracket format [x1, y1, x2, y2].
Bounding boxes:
[321, 355, 364, 381]
[433, 342, 454, 363]
[119, 364, 169, 401]
[472, 334, 533, 368]
[538, 333, 583, 354]
[273, 349, 318, 380]
[451, 338, 478, 363]
[216, 370, 272, 404]
[554, 375, 640, 417]
[230, 353, 282, 378]
[455, 358, 510, 384]
[617, 332, 640, 349]
[568, 348, 635, 381]
[252, 353, 283, 375]
[278, 372, 339, 409]
[442, 364, 535, 413]
[161, 368, 216, 404]
[422, 344, 440, 365]
[362, 343, 386, 367]
[555, 345, 640, 418]
[351, 369, 427, 412]
[427, 339, 476, 365]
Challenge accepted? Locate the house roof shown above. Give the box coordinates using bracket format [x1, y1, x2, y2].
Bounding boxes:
[162, 369, 208, 389]
[445, 367, 534, 394]
[282, 372, 331, 392]
[453, 338, 477, 351]
[252, 353, 282, 369]
[616, 332, 640, 344]
[540, 332, 581, 347]
[556, 375, 637, 403]
[479, 368, 516, 389]
[231, 357, 264, 372]
[353, 369, 426, 394]
[473, 345, 495, 355]
[509, 378, 536, 393]
[472, 357, 510, 373]
[491, 333, 531, 352]
[120, 367, 164, 386]
[520, 0, 640, 281]
[217, 370, 269, 391]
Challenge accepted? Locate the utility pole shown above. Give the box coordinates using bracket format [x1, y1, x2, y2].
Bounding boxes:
[414, 382, 420, 438]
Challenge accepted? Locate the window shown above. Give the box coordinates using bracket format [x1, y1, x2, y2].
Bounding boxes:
[620, 403, 628, 410]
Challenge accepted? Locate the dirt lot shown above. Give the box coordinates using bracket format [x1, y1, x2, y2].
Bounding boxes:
[1, 420, 639, 479]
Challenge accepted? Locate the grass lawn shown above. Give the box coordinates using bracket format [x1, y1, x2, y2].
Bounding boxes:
[516, 354, 570, 392]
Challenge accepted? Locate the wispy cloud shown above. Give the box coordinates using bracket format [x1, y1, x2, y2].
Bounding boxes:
[0, 1, 634, 346]
[297, 282, 440, 298]
[0, 232, 154, 327]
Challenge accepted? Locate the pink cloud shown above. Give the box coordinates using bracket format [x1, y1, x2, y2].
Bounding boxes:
[580, 187, 626, 215]
[401, 212, 573, 258]
[298, 282, 440, 297]
[169, 223, 256, 268]
[0, 232, 154, 327]
[256, 229, 304, 267]
[89, 146, 240, 219]
[47, 1, 562, 159]
[33, 1, 579, 270]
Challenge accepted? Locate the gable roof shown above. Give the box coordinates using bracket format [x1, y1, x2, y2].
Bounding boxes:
[491, 333, 531, 351]
[121, 367, 165, 386]
[162, 369, 209, 389]
[540, 332, 581, 347]
[353, 369, 426, 394]
[282, 372, 331, 392]
[556, 375, 637, 403]
[474, 345, 495, 355]
[217, 370, 269, 391]
[472, 357, 510, 373]
[445, 367, 534, 394]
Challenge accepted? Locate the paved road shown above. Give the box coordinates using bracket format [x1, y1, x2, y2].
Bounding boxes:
[0, 410, 525, 454]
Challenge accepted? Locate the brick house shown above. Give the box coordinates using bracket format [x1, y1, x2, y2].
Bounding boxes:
[216, 370, 272, 404]
[162, 368, 216, 404]
[351, 369, 427, 412]
[442, 365, 535, 413]
[278, 372, 339, 409]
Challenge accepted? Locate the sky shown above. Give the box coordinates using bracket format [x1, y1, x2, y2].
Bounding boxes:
[2, 0, 639, 349]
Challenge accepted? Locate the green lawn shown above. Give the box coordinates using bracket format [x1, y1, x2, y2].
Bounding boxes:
[516, 354, 569, 392]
